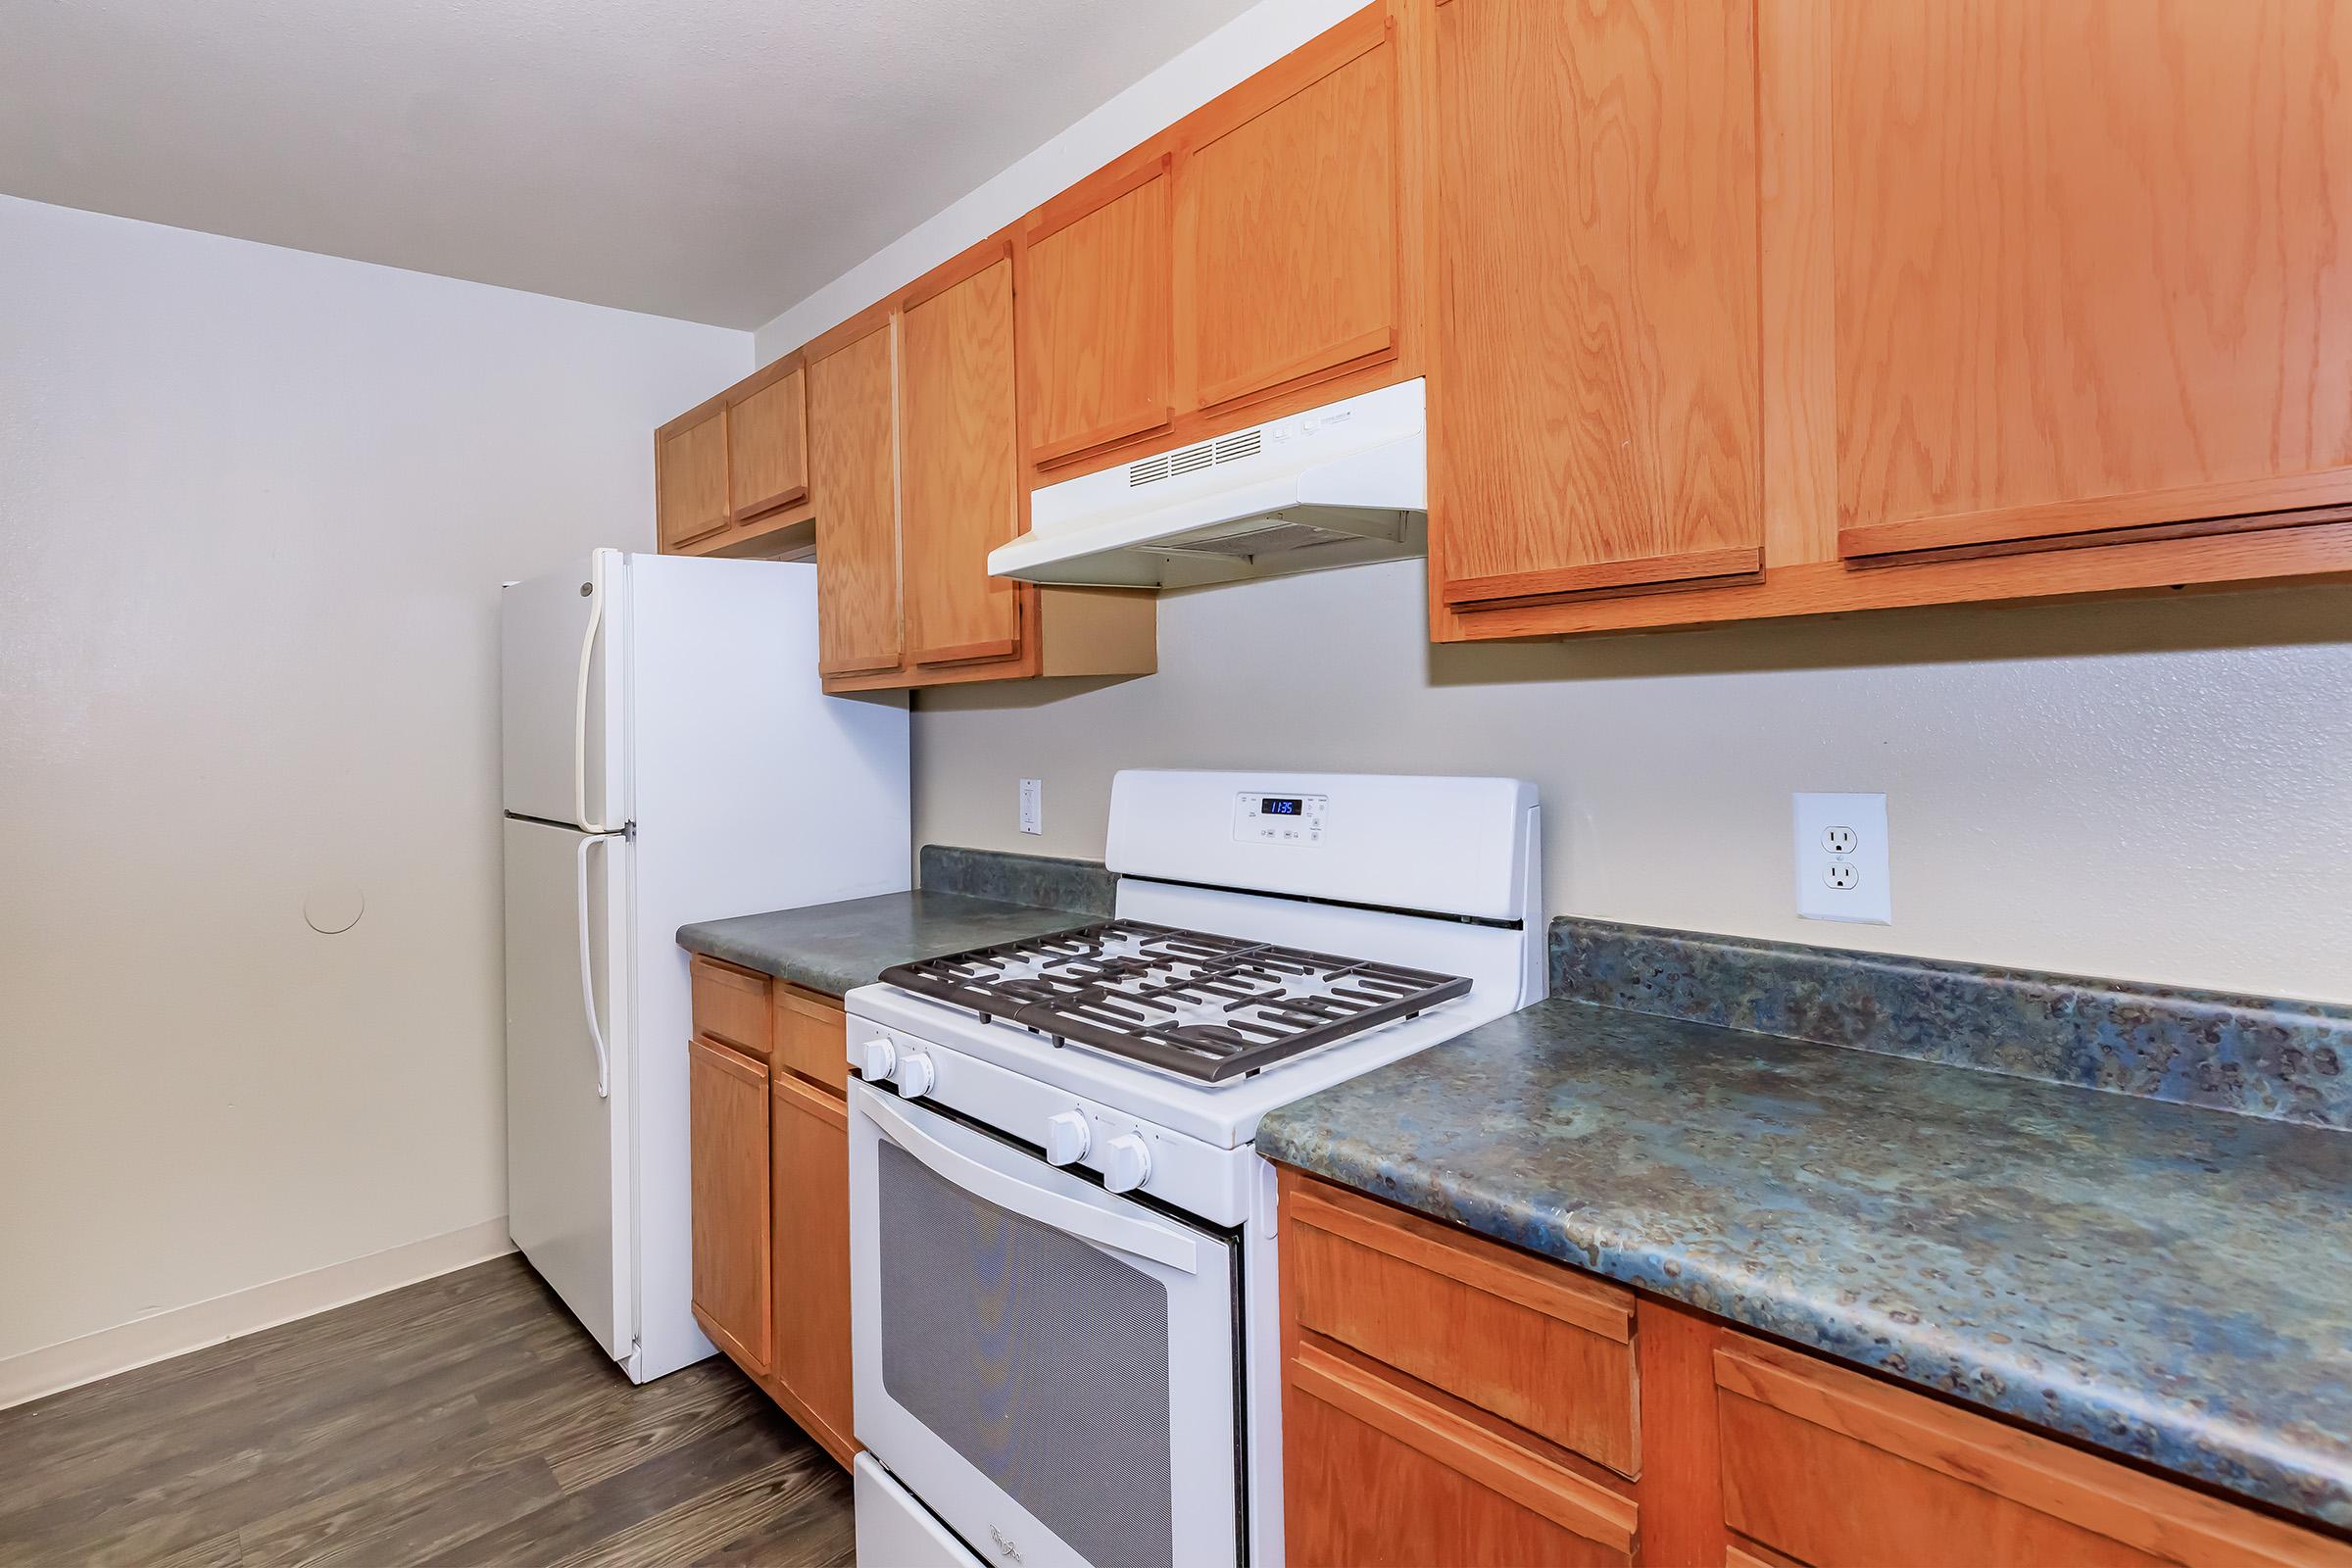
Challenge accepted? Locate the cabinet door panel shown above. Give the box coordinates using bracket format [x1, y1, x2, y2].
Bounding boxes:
[658, 409, 729, 550]
[808, 321, 903, 678]
[1431, 0, 1762, 609]
[901, 257, 1023, 668]
[1022, 165, 1173, 466]
[689, 1037, 769, 1376]
[1185, 19, 1398, 412]
[771, 1071, 855, 1461]
[727, 366, 808, 519]
[1832, 0, 2352, 561]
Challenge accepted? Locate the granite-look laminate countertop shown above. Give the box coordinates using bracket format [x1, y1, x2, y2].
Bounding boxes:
[1255, 998, 2352, 1527]
[677, 890, 1098, 997]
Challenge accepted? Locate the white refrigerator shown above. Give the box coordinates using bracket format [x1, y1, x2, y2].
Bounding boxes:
[500, 549, 909, 1383]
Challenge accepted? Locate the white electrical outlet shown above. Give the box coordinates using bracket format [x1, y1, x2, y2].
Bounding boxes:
[1018, 778, 1043, 836]
[1793, 792, 1890, 923]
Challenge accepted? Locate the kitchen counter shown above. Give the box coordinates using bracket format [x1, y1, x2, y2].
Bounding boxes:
[677, 889, 1098, 997]
[1256, 998, 2352, 1528]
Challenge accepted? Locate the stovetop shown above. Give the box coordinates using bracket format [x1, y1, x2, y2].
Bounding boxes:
[876, 918, 1472, 1085]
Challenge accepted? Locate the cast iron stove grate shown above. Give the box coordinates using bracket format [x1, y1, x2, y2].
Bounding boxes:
[877, 918, 1471, 1083]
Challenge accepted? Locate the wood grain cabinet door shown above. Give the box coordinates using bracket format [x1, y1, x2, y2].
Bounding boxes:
[771, 1070, 856, 1465]
[1021, 162, 1175, 468]
[808, 320, 904, 679]
[1428, 0, 1764, 612]
[688, 1037, 770, 1377]
[726, 365, 808, 520]
[1180, 5, 1400, 414]
[657, 408, 729, 551]
[899, 254, 1024, 670]
[1828, 0, 2352, 564]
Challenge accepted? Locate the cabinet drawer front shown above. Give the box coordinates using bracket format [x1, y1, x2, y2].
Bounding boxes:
[1287, 1345, 1634, 1567]
[1715, 1341, 2352, 1568]
[773, 983, 848, 1095]
[690, 956, 772, 1060]
[1285, 1178, 1639, 1476]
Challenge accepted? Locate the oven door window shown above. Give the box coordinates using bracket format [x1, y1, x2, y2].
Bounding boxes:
[851, 1087, 1240, 1568]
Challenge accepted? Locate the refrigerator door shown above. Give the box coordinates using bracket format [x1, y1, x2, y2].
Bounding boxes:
[620, 554, 911, 1382]
[501, 550, 622, 829]
[504, 814, 635, 1367]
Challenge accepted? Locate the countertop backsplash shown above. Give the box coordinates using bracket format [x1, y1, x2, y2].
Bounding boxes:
[1551, 916, 2352, 1131]
[916, 844, 1116, 918]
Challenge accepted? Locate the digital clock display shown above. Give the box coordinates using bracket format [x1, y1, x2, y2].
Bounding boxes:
[1260, 797, 1304, 816]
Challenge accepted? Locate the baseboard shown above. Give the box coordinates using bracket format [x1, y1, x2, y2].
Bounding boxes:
[0, 1216, 516, 1411]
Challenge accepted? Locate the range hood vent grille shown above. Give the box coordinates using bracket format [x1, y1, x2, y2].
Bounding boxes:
[1127, 424, 1264, 491]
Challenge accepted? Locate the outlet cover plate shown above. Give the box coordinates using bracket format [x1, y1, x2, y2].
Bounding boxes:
[1019, 778, 1043, 836]
[1794, 792, 1890, 924]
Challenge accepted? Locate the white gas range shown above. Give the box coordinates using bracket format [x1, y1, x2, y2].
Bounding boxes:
[843, 770, 1544, 1568]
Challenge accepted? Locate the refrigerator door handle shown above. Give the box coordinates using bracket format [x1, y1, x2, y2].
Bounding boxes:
[573, 556, 621, 835]
[576, 830, 621, 1099]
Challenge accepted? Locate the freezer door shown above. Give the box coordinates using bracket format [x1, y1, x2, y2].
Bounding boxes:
[501, 551, 622, 828]
[504, 815, 634, 1365]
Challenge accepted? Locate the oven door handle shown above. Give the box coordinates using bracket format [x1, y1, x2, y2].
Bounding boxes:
[861, 1091, 1200, 1275]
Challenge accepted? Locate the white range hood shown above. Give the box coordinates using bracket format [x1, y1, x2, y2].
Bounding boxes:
[990, 378, 1426, 590]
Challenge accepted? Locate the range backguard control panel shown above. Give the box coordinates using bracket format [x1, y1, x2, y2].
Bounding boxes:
[1232, 791, 1328, 845]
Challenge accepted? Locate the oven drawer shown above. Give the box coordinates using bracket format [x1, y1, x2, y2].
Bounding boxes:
[1282, 1175, 1640, 1477]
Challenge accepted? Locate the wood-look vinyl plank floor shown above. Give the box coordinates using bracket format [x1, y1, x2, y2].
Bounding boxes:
[0, 1256, 855, 1567]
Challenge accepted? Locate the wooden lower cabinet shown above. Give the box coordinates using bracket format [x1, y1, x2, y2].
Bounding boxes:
[688, 1036, 770, 1376]
[1277, 1169, 2352, 1568]
[769, 1065, 855, 1466]
[688, 959, 857, 1470]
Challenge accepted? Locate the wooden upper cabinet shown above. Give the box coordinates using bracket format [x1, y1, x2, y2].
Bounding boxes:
[1021, 162, 1175, 467]
[657, 407, 729, 550]
[900, 254, 1023, 669]
[1830, 0, 2352, 564]
[726, 363, 808, 520]
[808, 319, 903, 678]
[1428, 0, 1763, 612]
[1181, 6, 1400, 413]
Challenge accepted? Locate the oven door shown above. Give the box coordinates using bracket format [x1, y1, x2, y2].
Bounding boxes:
[849, 1082, 1242, 1568]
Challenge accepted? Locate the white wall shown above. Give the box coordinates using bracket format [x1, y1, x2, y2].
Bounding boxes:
[914, 564, 2352, 1004]
[0, 195, 749, 1375]
[751, 0, 2352, 1007]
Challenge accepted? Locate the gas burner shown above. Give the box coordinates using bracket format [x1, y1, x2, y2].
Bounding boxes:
[878, 919, 1471, 1083]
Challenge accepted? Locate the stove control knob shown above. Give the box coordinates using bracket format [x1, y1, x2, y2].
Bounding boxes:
[1102, 1134, 1152, 1194]
[1043, 1111, 1091, 1166]
[858, 1038, 897, 1083]
[893, 1052, 935, 1099]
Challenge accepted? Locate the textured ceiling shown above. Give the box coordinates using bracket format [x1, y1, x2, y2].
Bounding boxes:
[0, 0, 1259, 327]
